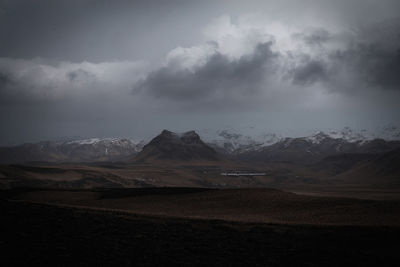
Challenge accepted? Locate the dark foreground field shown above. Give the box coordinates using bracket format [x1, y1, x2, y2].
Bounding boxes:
[1, 188, 400, 266]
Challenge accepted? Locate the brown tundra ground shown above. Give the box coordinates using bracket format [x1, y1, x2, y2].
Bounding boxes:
[1, 187, 400, 266]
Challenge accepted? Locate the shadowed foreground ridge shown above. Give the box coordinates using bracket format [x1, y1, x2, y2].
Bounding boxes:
[1, 196, 400, 267]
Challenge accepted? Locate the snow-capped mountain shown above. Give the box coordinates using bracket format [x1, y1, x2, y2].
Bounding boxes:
[319, 125, 400, 143]
[370, 124, 400, 140]
[199, 128, 283, 153]
[60, 138, 145, 159]
[321, 128, 369, 143]
[200, 125, 400, 154]
[0, 138, 145, 163]
[238, 131, 400, 164]
[65, 137, 144, 151]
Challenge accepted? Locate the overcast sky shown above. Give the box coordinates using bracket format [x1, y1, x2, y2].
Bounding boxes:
[0, 0, 399, 145]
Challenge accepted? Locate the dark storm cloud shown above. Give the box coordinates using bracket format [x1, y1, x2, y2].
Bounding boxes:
[0, 70, 20, 104]
[0, 71, 11, 87]
[135, 18, 400, 105]
[331, 43, 400, 90]
[66, 69, 96, 82]
[285, 19, 400, 91]
[134, 42, 278, 102]
[288, 58, 328, 86]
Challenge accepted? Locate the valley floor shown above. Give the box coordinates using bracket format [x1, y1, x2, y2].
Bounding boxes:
[1, 188, 400, 266]
[1, 198, 399, 266]
[5, 187, 400, 226]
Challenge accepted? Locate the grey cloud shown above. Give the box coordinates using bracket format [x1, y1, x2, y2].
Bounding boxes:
[0, 0, 216, 62]
[133, 18, 400, 111]
[285, 21, 400, 91]
[0, 71, 20, 103]
[0, 71, 11, 87]
[134, 42, 278, 104]
[0, 58, 150, 145]
[288, 58, 328, 86]
[0, 59, 145, 107]
[66, 69, 96, 82]
[331, 43, 400, 90]
[1, 0, 400, 145]
[293, 28, 332, 47]
[1, 0, 399, 63]
[346, 20, 400, 90]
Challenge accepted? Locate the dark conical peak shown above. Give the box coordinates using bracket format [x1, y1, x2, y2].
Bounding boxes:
[159, 130, 199, 138]
[181, 131, 200, 138]
[181, 131, 201, 144]
[153, 130, 179, 143]
[135, 129, 217, 161]
[153, 130, 201, 144]
[160, 129, 174, 136]
[183, 130, 197, 136]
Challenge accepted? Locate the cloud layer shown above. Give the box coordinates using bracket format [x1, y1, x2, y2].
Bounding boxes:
[132, 15, 400, 110]
[0, 4, 399, 144]
[0, 58, 147, 104]
[1, 15, 399, 109]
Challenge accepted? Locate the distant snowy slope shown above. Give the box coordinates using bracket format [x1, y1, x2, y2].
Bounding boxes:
[199, 124, 400, 153]
[199, 128, 283, 153]
[0, 138, 145, 163]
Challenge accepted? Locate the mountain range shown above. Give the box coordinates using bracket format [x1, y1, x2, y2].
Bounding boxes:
[0, 126, 399, 164]
[0, 128, 399, 190]
[237, 132, 400, 164]
[199, 125, 400, 154]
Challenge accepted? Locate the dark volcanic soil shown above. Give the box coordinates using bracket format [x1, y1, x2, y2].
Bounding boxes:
[1, 198, 400, 266]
